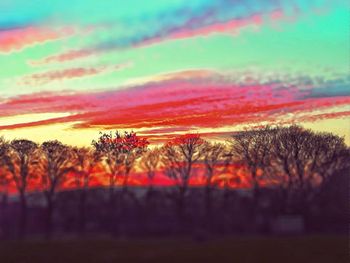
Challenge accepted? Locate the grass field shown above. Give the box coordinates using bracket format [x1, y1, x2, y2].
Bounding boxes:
[0, 235, 347, 263]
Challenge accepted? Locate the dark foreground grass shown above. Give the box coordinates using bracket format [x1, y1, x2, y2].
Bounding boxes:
[0, 235, 347, 263]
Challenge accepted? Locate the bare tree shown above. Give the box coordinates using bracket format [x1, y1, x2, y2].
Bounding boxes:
[0, 137, 11, 196]
[272, 126, 314, 192]
[92, 131, 149, 201]
[92, 131, 148, 235]
[140, 147, 161, 198]
[230, 127, 275, 202]
[269, 125, 350, 212]
[139, 147, 161, 223]
[230, 125, 350, 214]
[72, 147, 101, 235]
[0, 138, 38, 238]
[0, 167, 10, 239]
[39, 140, 76, 238]
[0, 138, 13, 239]
[201, 142, 227, 222]
[308, 132, 350, 185]
[162, 134, 205, 221]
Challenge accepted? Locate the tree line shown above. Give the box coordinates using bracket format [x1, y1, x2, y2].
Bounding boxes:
[0, 125, 349, 239]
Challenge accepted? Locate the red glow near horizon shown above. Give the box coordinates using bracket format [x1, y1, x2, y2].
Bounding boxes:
[0, 161, 253, 194]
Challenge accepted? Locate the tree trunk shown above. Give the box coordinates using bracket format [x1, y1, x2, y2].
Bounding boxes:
[145, 185, 154, 214]
[280, 187, 289, 213]
[79, 189, 87, 236]
[177, 186, 187, 230]
[45, 195, 54, 240]
[205, 185, 213, 227]
[121, 170, 131, 215]
[18, 192, 27, 239]
[144, 185, 154, 232]
[1, 192, 9, 239]
[109, 175, 116, 205]
[251, 170, 260, 213]
[222, 185, 230, 211]
[123, 171, 130, 192]
[108, 176, 119, 236]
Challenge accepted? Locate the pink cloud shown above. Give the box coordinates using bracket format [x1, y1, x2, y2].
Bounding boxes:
[34, 8, 300, 64]
[20, 63, 130, 86]
[0, 26, 76, 53]
[1, 72, 349, 141]
[32, 49, 96, 65]
[21, 68, 103, 86]
[168, 13, 264, 40]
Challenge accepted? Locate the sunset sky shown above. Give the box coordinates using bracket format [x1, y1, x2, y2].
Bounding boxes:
[0, 0, 349, 146]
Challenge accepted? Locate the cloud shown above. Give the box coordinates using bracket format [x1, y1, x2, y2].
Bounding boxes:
[32, 49, 96, 64]
[1, 70, 349, 141]
[0, 26, 75, 53]
[19, 63, 130, 86]
[298, 111, 350, 122]
[32, 6, 302, 64]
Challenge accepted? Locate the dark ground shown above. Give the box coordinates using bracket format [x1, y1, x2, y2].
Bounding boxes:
[0, 235, 347, 263]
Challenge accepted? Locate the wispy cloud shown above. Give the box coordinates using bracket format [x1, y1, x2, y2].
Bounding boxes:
[19, 63, 131, 86]
[33, 8, 301, 64]
[0, 26, 76, 53]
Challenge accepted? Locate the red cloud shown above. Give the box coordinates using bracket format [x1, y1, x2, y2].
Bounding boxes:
[0, 74, 349, 141]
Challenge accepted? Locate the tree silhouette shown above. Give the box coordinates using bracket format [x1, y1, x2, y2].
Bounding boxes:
[162, 134, 205, 223]
[201, 142, 226, 224]
[306, 132, 349, 185]
[0, 138, 38, 238]
[93, 131, 149, 197]
[0, 126, 347, 239]
[269, 125, 350, 212]
[0, 137, 11, 196]
[139, 147, 162, 226]
[140, 147, 161, 198]
[39, 140, 76, 238]
[230, 127, 275, 204]
[92, 131, 149, 234]
[0, 138, 13, 239]
[72, 147, 101, 235]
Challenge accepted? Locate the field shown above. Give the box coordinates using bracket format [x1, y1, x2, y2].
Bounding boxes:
[0, 235, 347, 263]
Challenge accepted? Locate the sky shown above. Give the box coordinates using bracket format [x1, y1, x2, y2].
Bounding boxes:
[0, 0, 349, 146]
